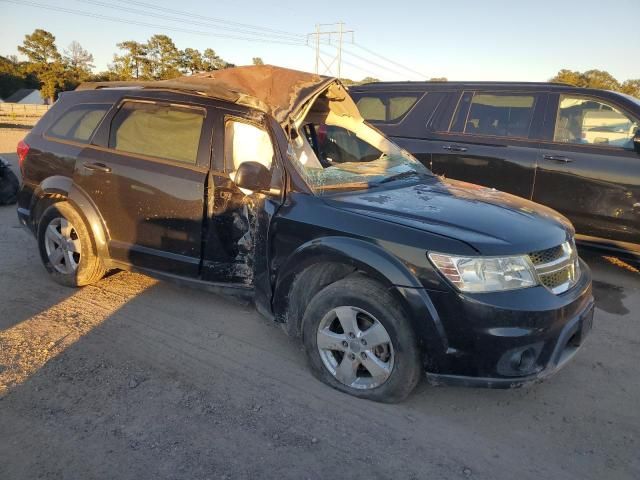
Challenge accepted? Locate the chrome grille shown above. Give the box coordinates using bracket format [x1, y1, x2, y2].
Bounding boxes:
[528, 241, 580, 294]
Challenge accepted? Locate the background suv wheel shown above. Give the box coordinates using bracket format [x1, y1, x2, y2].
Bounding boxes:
[37, 202, 106, 287]
[302, 276, 421, 403]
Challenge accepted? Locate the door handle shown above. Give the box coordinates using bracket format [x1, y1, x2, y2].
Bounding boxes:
[442, 145, 468, 152]
[83, 162, 111, 173]
[543, 154, 573, 163]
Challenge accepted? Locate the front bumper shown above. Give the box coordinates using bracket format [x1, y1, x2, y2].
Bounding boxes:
[419, 259, 594, 387]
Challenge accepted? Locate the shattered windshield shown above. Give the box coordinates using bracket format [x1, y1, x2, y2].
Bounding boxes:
[290, 123, 430, 194]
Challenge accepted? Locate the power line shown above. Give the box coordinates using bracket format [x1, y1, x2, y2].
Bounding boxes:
[340, 47, 408, 79]
[108, 0, 305, 40]
[350, 42, 427, 79]
[314, 45, 392, 77]
[73, 0, 307, 42]
[2, 0, 306, 45]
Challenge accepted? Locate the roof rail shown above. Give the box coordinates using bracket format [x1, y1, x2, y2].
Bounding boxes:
[352, 80, 573, 87]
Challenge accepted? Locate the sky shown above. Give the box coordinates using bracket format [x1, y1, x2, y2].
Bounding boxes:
[2, 0, 638, 82]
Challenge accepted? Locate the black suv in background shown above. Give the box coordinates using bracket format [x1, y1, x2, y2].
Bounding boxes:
[16, 67, 593, 402]
[350, 82, 640, 258]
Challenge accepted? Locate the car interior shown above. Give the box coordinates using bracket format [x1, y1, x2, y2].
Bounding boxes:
[288, 82, 414, 188]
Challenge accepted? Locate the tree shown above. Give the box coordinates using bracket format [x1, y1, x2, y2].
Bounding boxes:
[621, 79, 640, 99]
[38, 61, 68, 103]
[181, 48, 204, 74]
[110, 40, 148, 80]
[358, 77, 380, 85]
[17, 29, 61, 65]
[550, 69, 621, 91]
[252, 57, 264, 66]
[17, 29, 65, 102]
[145, 34, 181, 79]
[0, 55, 38, 98]
[202, 48, 226, 71]
[550, 69, 584, 86]
[429, 77, 448, 82]
[63, 41, 94, 81]
[581, 69, 620, 90]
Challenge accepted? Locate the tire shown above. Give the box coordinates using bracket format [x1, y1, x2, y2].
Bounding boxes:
[37, 202, 106, 287]
[302, 276, 422, 403]
[0, 167, 19, 205]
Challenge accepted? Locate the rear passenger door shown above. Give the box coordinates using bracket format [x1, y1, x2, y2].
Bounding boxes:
[429, 90, 546, 199]
[533, 93, 640, 244]
[75, 97, 213, 276]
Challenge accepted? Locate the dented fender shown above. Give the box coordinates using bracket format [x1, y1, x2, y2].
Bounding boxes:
[272, 235, 449, 354]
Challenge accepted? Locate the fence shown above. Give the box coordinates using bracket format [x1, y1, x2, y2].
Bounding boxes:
[0, 103, 51, 119]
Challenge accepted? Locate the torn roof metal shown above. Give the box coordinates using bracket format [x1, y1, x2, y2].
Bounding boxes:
[77, 65, 337, 125]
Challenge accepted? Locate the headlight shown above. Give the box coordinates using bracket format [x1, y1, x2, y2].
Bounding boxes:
[428, 252, 538, 293]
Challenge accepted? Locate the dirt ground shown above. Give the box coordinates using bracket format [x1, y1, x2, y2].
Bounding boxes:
[0, 128, 639, 479]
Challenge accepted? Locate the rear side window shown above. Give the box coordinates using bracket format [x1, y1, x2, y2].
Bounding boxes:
[460, 93, 536, 138]
[355, 92, 422, 123]
[46, 103, 110, 143]
[554, 95, 639, 148]
[109, 101, 205, 165]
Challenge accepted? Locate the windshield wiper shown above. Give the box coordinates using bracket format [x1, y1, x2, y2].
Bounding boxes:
[375, 170, 421, 185]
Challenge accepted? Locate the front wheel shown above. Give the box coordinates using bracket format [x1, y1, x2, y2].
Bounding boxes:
[302, 276, 422, 403]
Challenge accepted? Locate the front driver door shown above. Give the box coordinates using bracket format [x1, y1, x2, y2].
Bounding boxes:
[533, 93, 640, 246]
[76, 98, 213, 276]
[201, 109, 284, 292]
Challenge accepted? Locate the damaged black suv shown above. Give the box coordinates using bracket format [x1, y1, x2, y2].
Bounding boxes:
[17, 66, 594, 402]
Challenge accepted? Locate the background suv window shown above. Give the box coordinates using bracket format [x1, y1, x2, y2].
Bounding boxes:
[462, 93, 535, 138]
[109, 101, 205, 165]
[355, 93, 422, 123]
[554, 95, 639, 148]
[47, 103, 110, 143]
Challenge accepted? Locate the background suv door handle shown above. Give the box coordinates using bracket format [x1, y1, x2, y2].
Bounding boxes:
[543, 154, 573, 163]
[83, 162, 111, 173]
[442, 145, 468, 152]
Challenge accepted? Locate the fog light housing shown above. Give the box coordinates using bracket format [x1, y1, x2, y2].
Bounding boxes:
[497, 342, 543, 376]
[510, 347, 536, 373]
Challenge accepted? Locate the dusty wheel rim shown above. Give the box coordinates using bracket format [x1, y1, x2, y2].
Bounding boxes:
[316, 306, 395, 390]
[44, 217, 81, 274]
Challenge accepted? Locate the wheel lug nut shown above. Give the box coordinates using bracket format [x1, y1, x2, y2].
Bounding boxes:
[342, 341, 348, 348]
[361, 352, 367, 359]
[349, 353, 356, 360]
[348, 332, 355, 339]
[360, 339, 367, 345]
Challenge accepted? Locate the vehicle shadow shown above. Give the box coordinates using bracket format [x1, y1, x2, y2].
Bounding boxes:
[1, 258, 638, 480]
[0, 204, 76, 332]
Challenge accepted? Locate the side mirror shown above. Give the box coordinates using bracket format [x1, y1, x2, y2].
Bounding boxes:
[634, 128, 640, 154]
[234, 161, 272, 192]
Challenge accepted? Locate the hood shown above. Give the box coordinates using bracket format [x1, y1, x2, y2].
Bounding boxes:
[78, 65, 339, 126]
[323, 176, 574, 256]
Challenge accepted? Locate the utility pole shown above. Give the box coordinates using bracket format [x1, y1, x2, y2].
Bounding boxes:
[307, 22, 354, 79]
[337, 22, 343, 79]
[314, 24, 320, 76]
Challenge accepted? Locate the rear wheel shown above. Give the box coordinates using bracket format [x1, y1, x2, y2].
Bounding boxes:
[37, 202, 105, 287]
[302, 276, 421, 402]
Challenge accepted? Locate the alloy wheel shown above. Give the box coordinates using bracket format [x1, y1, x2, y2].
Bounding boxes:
[44, 217, 82, 274]
[316, 306, 395, 390]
